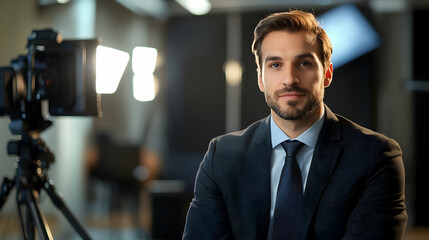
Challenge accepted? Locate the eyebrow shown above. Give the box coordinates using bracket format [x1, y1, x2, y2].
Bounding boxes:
[265, 55, 282, 62]
[264, 52, 316, 62]
[296, 53, 316, 60]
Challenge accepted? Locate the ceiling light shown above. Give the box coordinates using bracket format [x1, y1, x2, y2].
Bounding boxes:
[175, 0, 211, 15]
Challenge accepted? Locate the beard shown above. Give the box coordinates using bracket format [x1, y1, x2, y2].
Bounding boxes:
[265, 85, 322, 120]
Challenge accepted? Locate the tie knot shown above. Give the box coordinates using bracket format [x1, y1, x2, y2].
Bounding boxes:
[281, 140, 305, 159]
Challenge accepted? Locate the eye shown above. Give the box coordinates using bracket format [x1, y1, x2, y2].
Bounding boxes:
[270, 63, 280, 69]
[299, 61, 310, 67]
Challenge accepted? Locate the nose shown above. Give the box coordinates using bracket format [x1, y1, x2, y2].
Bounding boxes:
[282, 64, 299, 86]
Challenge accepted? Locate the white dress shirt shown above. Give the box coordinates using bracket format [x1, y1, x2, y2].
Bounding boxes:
[269, 108, 325, 218]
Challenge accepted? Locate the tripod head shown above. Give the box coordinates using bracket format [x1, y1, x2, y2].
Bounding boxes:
[7, 120, 55, 181]
[6, 95, 55, 183]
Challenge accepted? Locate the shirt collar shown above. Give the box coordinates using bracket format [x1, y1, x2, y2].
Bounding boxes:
[270, 106, 325, 149]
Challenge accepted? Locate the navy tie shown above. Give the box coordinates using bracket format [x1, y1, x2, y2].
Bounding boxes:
[272, 140, 305, 240]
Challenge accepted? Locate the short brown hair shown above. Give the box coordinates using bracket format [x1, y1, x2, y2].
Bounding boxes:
[252, 10, 332, 71]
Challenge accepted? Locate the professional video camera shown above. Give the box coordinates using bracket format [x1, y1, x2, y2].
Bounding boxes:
[0, 29, 100, 133]
[0, 29, 99, 239]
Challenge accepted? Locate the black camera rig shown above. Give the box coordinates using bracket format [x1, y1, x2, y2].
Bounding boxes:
[0, 29, 98, 240]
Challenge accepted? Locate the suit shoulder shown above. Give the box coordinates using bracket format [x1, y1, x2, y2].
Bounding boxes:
[203, 117, 270, 161]
[214, 117, 269, 144]
[200, 117, 270, 175]
[335, 114, 400, 149]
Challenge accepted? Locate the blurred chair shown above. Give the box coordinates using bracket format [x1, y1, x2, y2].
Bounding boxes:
[89, 133, 141, 210]
[85, 132, 149, 239]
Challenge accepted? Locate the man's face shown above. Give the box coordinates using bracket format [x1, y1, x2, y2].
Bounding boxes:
[257, 30, 332, 121]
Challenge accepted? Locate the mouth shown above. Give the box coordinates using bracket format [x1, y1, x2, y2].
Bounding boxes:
[278, 91, 305, 101]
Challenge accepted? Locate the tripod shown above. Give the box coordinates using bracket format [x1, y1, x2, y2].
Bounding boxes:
[0, 117, 92, 240]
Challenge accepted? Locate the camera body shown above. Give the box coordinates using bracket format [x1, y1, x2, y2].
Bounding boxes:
[0, 29, 100, 118]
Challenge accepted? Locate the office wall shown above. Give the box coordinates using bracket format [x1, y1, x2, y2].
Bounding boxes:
[412, 8, 429, 226]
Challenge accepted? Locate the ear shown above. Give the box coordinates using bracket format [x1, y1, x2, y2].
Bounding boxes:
[257, 68, 265, 92]
[324, 63, 333, 87]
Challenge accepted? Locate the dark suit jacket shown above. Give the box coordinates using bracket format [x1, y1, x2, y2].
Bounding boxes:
[183, 106, 407, 240]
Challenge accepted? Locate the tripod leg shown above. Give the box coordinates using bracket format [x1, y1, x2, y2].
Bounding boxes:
[0, 177, 15, 209]
[43, 180, 92, 240]
[16, 199, 32, 240]
[17, 187, 53, 240]
[26, 189, 53, 240]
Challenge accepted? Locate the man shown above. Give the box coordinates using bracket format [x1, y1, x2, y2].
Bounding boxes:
[182, 10, 407, 240]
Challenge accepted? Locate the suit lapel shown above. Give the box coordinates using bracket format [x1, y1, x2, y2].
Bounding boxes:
[244, 117, 272, 238]
[301, 106, 342, 236]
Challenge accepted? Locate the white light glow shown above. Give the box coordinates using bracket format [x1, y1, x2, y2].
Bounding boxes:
[132, 47, 158, 74]
[175, 0, 211, 15]
[132, 47, 158, 101]
[133, 74, 156, 102]
[224, 60, 242, 87]
[96, 46, 129, 94]
[319, 4, 380, 68]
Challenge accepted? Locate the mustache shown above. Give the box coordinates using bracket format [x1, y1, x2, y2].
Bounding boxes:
[275, 86, 307, 96]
